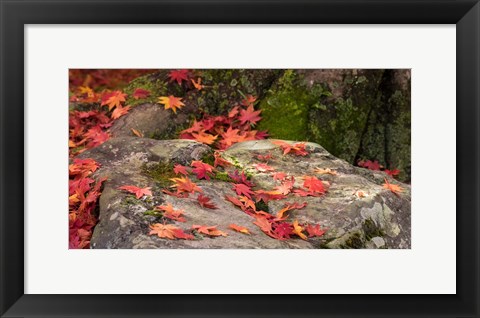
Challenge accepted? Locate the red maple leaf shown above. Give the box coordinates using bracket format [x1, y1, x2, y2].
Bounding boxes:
[228, 170, 255, 187]
[173, 164, 190, 175]
[239, 104, 262, 125]
[273, 222, 293, 240]
[168, 69, 190, 85]
[305, 224, 327, 238]
[118, 185, 152, 199]
[213, 151, 231, 168]
[197, 194, 218, 209]
[272, 172, 287, 181]
[358, 160, 381, 171]
[233, 183, 254, 199]
[133, 88, 151, 100]
[252, 163, 275, 172]
[302, 176, 326, 194]
[385, 168, 400, 177]
[191, 160, 215, 180]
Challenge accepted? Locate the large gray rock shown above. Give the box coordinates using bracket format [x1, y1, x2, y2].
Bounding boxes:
[80, 138, 410, 249]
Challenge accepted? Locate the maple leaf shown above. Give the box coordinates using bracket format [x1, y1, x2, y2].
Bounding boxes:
[241, 95, 257, 107]
[358, 160, 381, 171]
[229, 224, 251, 235]
[239, 104, 262, 125]
[170, 176, 203, 194]
[221, 127, 246, 147]
[275, 206, 291, 220]
[149, 223, 194, 240]
[252, 163, 275, 172]
[273, 222, 293, 240]
[383, 178, 403, 195]
[158, 95, 185, 113]
[233, 183, 254, 199]
[168, 69, 190, 85]
[273, 172, 287, 181]
[110, 105, 131, 120]
[228, 106, 240, 118]
[385, 169, 400, 177]
[191, 131, 218, 145]
[273, 177, 295, 195]
[228, 170, 255, 187]
[253, 215, 276, 238]
[118, 185, 152, 199]
[305, 224, 327, 238]
[302, 176, 326, 194]
[197, 194, 218, 209]
[191, 160, 215, 180]
[155, 203, 186, 222]
[173, 164, 189, 175]
[132, 88, 150, 100]
[162, 189, 189, 198]
[254, 189, 286, 203]
[271, 140, 309, 156]
[131, 128, 144, 137]
[101, 90, 127, 111]
[191, 78, 204, 90]
[285, 202, 307, 210]
[192, 225, 228, 237]
[225, 195, 245, 209]
[256, 153, 273, 162]
[292, 220, 308, 240]
[213, 151, 231, 168]
[314, 167, 338, 176]
[83, 126, 110, 148]
[69, 158, 99, 177]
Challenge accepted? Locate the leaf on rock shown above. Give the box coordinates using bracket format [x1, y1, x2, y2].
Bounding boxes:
[305, 224, 327, 238]
[229, 224, 251, 235]
[383, 178, 403, 195]
[173, 164, 190, 175]
[191, 160, 215, 180]
[118, 185, 152, 199]
[197, 194, 218, 209]
[192, 225, 228, 237]
[158, 95, 185, 113]
[292, 220, 308, 240]
[149, 223, 194, 240]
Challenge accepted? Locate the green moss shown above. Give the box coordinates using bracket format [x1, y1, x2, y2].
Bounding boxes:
[362, 219, 384, 240]
[200, 152, 215, 167]
[123, 73, 169, 106]
[213, 171, 234, 182]
[254, 200, 269, 213]
[340, 232, 365, 249]
[141, 162, 176, 187]
[257, 70, 330, 142]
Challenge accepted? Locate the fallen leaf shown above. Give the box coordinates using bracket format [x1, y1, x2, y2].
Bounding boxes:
[173, 164, 189, 175]
[383, 178, 403, 195]
[155, 203, 186, 222]
[149, 223, 193, 240]
[292, 220, 308, 240]
[169, 69, 190, 85]
[306, 224, 327, 238]
[192, 225, 228, 237]
[101, 90, 127, 111]
[133, 88, 150, 100]
[233, 183, 254, 199]
[191, 160, 215, 180]
[111, 105, 131, 120]
[197, 194, 218, 209]
[118, 185, 152, 199]
[131, 128, 144, 137]
[314, 167, 338, 176]
[229, 224, 251, 235]
[158, 95, 185, 113]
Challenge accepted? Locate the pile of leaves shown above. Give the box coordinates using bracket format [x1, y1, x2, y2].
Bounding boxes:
[179, 95, 268, 150]
[69, 158, 106, 248]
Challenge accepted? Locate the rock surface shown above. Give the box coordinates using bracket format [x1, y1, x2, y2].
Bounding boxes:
[79, 138, 411, 249]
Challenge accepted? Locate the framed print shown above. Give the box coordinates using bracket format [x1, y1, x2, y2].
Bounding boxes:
[1, 0, 479, 317]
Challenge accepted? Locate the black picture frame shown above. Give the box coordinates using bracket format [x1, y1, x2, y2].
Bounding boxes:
[1, 0, 479, 317]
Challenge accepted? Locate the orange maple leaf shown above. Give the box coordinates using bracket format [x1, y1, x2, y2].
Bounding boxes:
[158, 95, 185, 113]
[314, 167, 338, 176]
[383, 178, 403, 195]
[192, 225, 228, 237]
[155, 203, 186, 222]
[118, 185, 152, 199]
[229, 224, 251, 235]
[169, 176, 203, 194]
[111, 105, 131, 120]
[192, 131, 218, 145]
[292, 220, 308, 240]
[149, 223, 194, 240]
[191, 78, 204, 90]
[101, 90, 127, 111]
